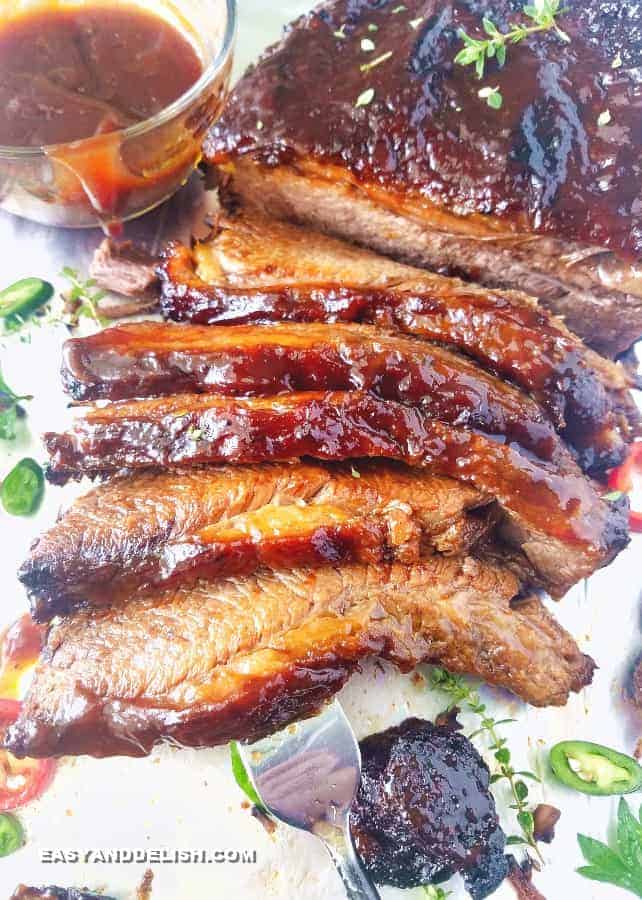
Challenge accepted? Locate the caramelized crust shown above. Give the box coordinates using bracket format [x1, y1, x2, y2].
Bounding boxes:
[159, 214, 640, 475]
[205, 0, 642, 354]
[61, 320, 568, 466]
[21, 461, 492, 621]
[43, 390, 629, 597]
[4, 559, 595, 758]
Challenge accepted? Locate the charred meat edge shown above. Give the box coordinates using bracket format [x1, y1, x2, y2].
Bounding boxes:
[4, 558, 595, 759]
[20, 461, 495, 622]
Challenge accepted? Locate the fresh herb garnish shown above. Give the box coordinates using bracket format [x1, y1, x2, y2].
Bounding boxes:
[455, 0, 569, 106]
[431, 667, 543, 863]
[597, 109, 612, 127]
[577, 799, 642, 897]
[229, 742, 267, 812]
[612, 51, 623, 69]
[355, 87, 375, 108]
[603, 490, 625, 502]
[360, 50, 393, 73]
[361, 37, 376, 52]
[409, 17, 424, 30]
[0, 813, 24, 857]
[0, 368, 32, 441]
[422, 887, 451, 899]
[1, 458, 45, 517]
[478, 85, 503, 109]
[367, 23, 378, 32]
[333, 24, 347, 39]
[392, 4, 407, 12]
[60, 267, 109, 327]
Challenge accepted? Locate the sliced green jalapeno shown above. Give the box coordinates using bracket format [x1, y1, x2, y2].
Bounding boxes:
[550, 741, 642, 796]
[0, 278, 53, 328]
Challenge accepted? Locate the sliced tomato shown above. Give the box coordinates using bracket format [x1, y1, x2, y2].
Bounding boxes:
[609, 443, 642, 533]
[0, 700, 21, 728]
[0, 698, 56, 810]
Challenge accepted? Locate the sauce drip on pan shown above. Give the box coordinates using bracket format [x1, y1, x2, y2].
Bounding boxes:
[0, 5, 203, 147]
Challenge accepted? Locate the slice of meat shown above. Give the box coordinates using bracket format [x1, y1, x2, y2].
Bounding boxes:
[61, 320, 568, 467]
[42, 390, 629, 596]
[3, 558, 596, 759]
[89, 239, 159, 300]
[350, 717, 508, 899]
[159, 213, 640, 475]
[20, 461, 492, 621]
[205, 0, 642, 357]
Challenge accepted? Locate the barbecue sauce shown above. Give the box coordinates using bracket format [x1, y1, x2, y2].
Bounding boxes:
[0, 5, 203, 148]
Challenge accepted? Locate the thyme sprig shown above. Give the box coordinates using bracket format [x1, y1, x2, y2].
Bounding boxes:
[60, 267, 109, 328]
[422, 887, 451, 899]
[430, 668, 543, 864]
[455, 0, 569, 105]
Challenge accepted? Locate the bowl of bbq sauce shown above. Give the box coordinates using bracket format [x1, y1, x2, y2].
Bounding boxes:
[0, 0, 235, 229]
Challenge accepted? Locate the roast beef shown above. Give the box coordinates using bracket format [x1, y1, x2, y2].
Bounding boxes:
[159, 213, 640, 475]
[205, 0, 642, 357]
[42, 390, 629, 597]
[61, 320, 570, 467]
[3, 558, 595, 759]
[21, 461, 493, 621]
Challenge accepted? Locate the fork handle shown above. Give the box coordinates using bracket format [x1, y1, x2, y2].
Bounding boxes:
[322, 822, 381, 900]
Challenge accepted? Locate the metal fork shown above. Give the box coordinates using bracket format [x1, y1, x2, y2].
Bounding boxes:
[238, 700, 381, 900]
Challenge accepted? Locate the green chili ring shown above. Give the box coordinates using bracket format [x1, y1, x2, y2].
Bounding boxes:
[550, 741, 642, 796]
[0, 278, 53, 328]
[1, 458, 44, 517]
[0, 812, 24, 857]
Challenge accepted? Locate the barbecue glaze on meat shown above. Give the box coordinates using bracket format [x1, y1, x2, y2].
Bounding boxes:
[206, 0, 642, 357]
[159, 214, 640, 475]
[21, 461, 493, 621]
[4, 558, 596, 759]
[43, 390, 629, 596]
[61, 320, 571, 467]
[351, 718, 508, 898]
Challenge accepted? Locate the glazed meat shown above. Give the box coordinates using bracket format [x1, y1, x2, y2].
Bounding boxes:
[61, 320, 570, 467]
[4, 558, 595, 759]
[206, 0, 642, 357]
[20, 461, 493, 621]
[159, 213, 640, 475]
[350, 717, 508, 898]
[43, 390, 629, 596]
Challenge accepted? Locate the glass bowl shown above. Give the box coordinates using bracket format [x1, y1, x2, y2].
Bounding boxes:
[0, 0, 236, 229]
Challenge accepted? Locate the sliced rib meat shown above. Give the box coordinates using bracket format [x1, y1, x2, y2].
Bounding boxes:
[61, 320, 568, 467]
[205, 0, 642, 357]
[21, 461, 493, 622]
[159, 213, 640, 475]
[3, 558, 595, 759]
[42, 391, 629, 597]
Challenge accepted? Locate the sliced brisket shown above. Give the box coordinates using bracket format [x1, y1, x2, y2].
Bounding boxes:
[3, 558, 595, 758]
[21, 461, 493, 621]
[205, 0, 642, 357]
[159, 213, 640, 475]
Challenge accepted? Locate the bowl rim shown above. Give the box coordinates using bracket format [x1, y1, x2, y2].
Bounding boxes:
[0, 0, 237, 160]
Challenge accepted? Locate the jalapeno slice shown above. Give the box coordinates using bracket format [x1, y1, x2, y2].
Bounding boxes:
[550, 741, 642, 796]
[1, 458, 44, 517]
[0, 278, 54, 328]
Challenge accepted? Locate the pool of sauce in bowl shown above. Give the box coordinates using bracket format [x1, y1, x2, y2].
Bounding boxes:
[0, 4, 203, 147]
